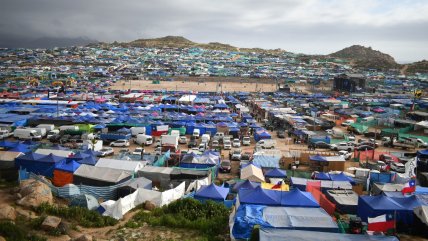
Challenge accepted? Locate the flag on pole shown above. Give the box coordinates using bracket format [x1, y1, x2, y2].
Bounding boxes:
[368, 214, 395, 232]
[402, 179, 416, 194]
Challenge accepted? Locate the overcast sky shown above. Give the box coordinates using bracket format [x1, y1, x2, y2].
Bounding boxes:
[1, 0, 427, 62]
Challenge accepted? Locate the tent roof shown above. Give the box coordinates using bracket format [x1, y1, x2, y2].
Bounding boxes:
[194, 183, 229, 201]
[241, 164, 265, 182]
[232, 180, 260, 192]
[265, 168, 287, 178]
[95, 158, 145, 172]
[239, 186, 279, 206]
[280, 189, 319, 207]
[315, 172, 331, 180]
[74, 164, 132, 183]
[358, 195, 404, 211]
[55, 160, 81, 172]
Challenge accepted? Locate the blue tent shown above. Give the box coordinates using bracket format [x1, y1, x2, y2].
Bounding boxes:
[8, 143, 31, 153]
[357, 195, 417, 225]
[310, 155, 327, 162]
[280, 189, 320, 208]
[194, 183, 229, 202]
[15, 152, 63, 177]
[239, 186, 279, 206]
[265, 168, 287, 178]
[55, 160, 81, 173]
[0, 140, 18, 149]
[314, 172, 331, 180]
[330, 172, 356, 185]
[254, 131, 271, 142]
[232, 180, 260, 193]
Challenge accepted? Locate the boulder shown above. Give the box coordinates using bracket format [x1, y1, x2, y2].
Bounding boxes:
[144, 201, 156, 211]
[41, 216, 62, 231]
[73, 234, 93, 241]
[58, 220, 72, 234]
[16, 179, 53, 208]
[0, 204, 16, 221]
[15, 208, 38, 220]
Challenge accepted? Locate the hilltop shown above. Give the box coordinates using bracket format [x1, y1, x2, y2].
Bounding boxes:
[119, 36, 285, 54]
[329, 45, 399, 70]
[404, 60, 428, 74]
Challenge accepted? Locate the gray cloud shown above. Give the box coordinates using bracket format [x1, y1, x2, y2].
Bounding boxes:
[0, 0, 427, 62]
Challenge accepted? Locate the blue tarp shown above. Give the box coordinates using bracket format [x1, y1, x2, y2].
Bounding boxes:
[265, 168, 287, 178]
[194, 183, 229, 202]
[55, 160, 81, 173]
[330, 172, 356, 185]
[254, 131, 271, 142]
[310, 155, 327, 162]
[252, 155, 280, 168]
[15, 152, 64, 177]
[314, 172, 331, 180]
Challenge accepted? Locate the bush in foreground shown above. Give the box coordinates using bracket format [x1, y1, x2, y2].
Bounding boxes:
[126, 198, 230, 241]
[34, 202, 118, 228]
[0, 221, 47, 241]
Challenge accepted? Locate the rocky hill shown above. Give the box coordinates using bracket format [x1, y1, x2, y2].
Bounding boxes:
[405, 60, 428, 74]
[329, 45, 399, 70]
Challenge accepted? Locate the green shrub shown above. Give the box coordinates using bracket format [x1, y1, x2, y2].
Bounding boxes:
[0, 221, 47, 241]
[128, 198, 230, 241]
[34, 203, 118, 228]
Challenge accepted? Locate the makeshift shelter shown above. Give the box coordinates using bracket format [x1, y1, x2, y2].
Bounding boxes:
[254, 131, 272, 142]
[325, 190, 358, 214]
[265, 168, 287, 178]
[137, 166, 175, 189]
[330, 172, 356, 185]
[194, 183, 229, 202]
[95, 158, 146, 173]
[116, 177, 152, 198]
[73, 164, 132, 187]
[252, 155, 280, 168]
[53, 160, 81, 187]
[241, 164, 265, 183]
[231, 205, 338, 240]
[291, 177, 353, 191]
[258, 228, 399, 241]
[70, 194, 99, 211]
[232, 180, 260, 193]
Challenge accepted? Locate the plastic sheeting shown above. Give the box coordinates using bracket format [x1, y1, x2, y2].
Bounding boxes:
[259, 228, 399, 241]
[102, 182, 185, 219]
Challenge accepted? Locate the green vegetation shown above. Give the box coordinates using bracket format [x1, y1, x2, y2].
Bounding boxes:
[126, 198, 230, 241]
[0, 221, 47, 241]
[34, 203, 118, 228]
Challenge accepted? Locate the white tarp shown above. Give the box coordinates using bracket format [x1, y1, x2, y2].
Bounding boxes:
[102, 182, 186, 219]
[241, 164, 265, 183]
[186, 177, 210, 194]
[157, 125, 169, 132]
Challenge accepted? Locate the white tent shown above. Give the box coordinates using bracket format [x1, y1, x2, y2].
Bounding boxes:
[414, 206, 428, 226]
[95, 158, 146, 173]
[240, 164, 265, 183]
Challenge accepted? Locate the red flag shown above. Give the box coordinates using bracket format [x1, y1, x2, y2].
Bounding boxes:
[401, 179, 416, 194]
[271, 181, 282, 189]
[368, 214, 395, 232]
[68, 99, 72, 103]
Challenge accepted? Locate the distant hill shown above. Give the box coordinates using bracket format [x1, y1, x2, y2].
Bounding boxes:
[121, 36, 284, 54]
[0, 36, 97, 49]
[404, 60, 428, 74]
[329, 45, 399, 70]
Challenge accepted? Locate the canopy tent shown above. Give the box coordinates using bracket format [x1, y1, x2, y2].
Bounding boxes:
[194, 183, 229, 202]
[232, 180, 261, 193]
[330, 172, 356, 185]
[53, 160, 81, 187]
[358, 195, 421, 225]
[314, 172, 331, 180]
[265, 168, 287, 178]
[240, 164, 265, 183]
[254, 131, 272, 142]
[238, 186, 319, 208]
[15, 152, 64, 177]
[291, 177, 352, 191]
[95, 158, 145, 173]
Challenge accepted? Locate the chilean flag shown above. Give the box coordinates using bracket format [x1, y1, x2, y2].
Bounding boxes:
[402, 179, 416, 194]
[271, 181, 282, 189]
[368, 214, 395, 232]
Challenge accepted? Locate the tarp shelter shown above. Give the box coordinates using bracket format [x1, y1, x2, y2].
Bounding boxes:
[238, 186, 319, 208]
[116, 177, 152, 198]
[231, 205, 338, 240]
[137, 166, 175, 189]
[53, 160, 81, 187]
[330, 172, 356, 185]
[254, 131, 272, 142]
[265, 168, 287, 178]
[15, 152, 64, 177]
[240, 164, 265, 182]
[95, 158, 146, 173]
[232, 180, 260, 193]
[358, 195, 421, 225]
[371, 183, 404, 195]
[325, 190, 358, 214]
[35, 148, 73, 158]
[259, 228, 399, 241]
[73, 164, 132, 187]
[194, 183, 229, 202]
[291, 177, 353, 191]
[70, 194, 99, 211]
[314, 172, 331, 180]
[252, 155, 280, 168]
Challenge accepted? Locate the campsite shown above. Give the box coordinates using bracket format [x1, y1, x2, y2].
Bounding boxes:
[0, 45, 428, 241]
